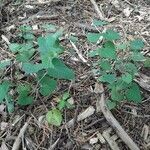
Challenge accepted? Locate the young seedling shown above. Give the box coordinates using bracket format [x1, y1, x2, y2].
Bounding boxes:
[87, 20, 148, 109]
[0, 25, 75, 113]
[46, 92, 74, 126]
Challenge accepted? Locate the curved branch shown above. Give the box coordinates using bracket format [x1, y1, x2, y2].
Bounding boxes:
[98, 85, 140, 150]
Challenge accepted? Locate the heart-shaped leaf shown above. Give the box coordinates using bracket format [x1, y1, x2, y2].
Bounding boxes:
[99, 41, 116, 59]
[122, 73, 132, 84]
[103, 30, 120, 41]
[39, 77, 57, 96]
[125, 82, 142, 103]
[48, 58, 75, 80]
[46, 108, 62, 126]
[87, 33, 102, 43]
[130, 39, 144, 51]
[92, 19, 108, 26]
[0, 81, 11, 102]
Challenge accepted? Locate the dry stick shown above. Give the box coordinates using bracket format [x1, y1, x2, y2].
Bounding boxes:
[67, 106, 95, 128]
[98, 85, 140, 150]
[70, 40, 89, 65]
[90, 0, 104, 20]
[25, 0, 61, 5]
[12, 119, 31, 150]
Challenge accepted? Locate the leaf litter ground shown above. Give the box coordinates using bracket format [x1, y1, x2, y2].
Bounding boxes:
[0, 0, 150, 149]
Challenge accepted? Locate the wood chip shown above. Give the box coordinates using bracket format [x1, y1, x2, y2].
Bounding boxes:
[141, 124, 149, 141]
[102, 128, 120, 150]
[97, 132, 106, 144]
[89, 137, 98, 145]
[67, 106, 95, 127]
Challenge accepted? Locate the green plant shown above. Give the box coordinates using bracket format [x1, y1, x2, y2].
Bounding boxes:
[57, 92, 74, 110]
[0, 25, 75, 113]
[87, 21, 148, 109]
[46, 92, 74, 126]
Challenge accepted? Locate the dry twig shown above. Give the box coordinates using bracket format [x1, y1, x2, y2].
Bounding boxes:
[98, 85, 140, 150]
[70, 40, 89, 65]
[90, 0, 105, 20]
[26, 0, 61, 5]
[12, 118, 31, 150]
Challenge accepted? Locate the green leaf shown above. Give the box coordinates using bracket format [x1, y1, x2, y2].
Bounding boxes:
[17, 84, 33, 105]
[99, 73, 116, 84]
[48, 58, 75, 80]
[41, 24, 57, 31]
[87, 33, 102, 43]
[0, 59, 11, 69]
[92, 19, 108, 26]
[17, 96, 33, 106]
[5, 95, 14, 113]
[19, 43, 33, 52]
[16, 49, 35, 62]
[22, 63, 44, 74]
[46, 108, 62, 127]
[9, 43, 33, 53]
[111, 86, 124, 101]
[88, 49, 99, 57]
[23, 33, 35, 40]
[110, 79, 129, 91]
[19, 25, 32, 32]
[130, 39, 144, 51]
[114, 59, 124, 72]
[37, 37, 49, 53]
[100, 60, 111, 71]
[0, 81, 11, 103]
[58, 99, 66, 110]
[69, 35, 78, 43]
[103, 29, 120, 41]
[116, 43, 128, 50]
[144, 57, 150, 68]
[99, 41, 116, 59]
[125, 82, 142, 103]
[122, 73, 132, 84]
[106, 100, 116, 110]
[17, 84, 31, 96]
[39, 77, 57, 96]
[131, 52, 145, 61]
[38, 33, 64, 55]
[40, 54, 54, 68]
[57, 92, 70, 110]
[9, 43, 21, 52]
[62, 92, 70, 100]
[124, 63, 138, 75]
